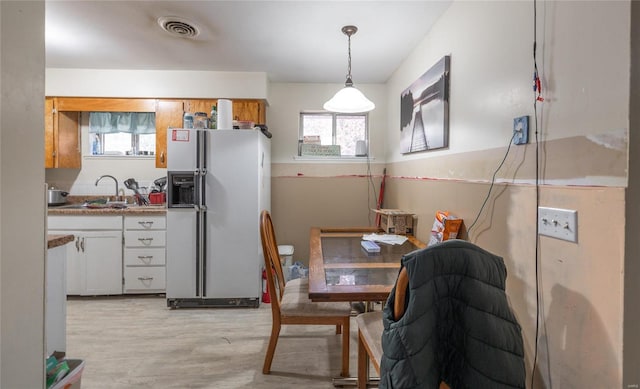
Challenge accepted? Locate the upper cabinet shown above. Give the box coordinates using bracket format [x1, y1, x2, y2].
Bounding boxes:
[155, 100, 184, 169]
[232, 99, 266, 124]
[45, 97, 267, 169]
[45, 97, 81, 169]
[184, 99, 266, 125]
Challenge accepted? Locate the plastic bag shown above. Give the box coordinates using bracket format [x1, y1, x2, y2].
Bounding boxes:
[428, 211, 463, 246]
[289, 261, 308, 280]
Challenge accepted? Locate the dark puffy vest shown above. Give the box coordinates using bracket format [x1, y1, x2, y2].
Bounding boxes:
[380, 240, 525, 389]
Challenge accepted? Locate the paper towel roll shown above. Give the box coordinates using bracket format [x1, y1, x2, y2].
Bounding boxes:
[217, 99, 233, 130]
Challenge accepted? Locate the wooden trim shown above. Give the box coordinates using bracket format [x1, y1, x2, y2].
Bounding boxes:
[44, 97, 55, 168]
[54, 97, 156, 112]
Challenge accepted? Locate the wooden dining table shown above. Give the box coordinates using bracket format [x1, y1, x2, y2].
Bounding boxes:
[308, 227, 426, 303]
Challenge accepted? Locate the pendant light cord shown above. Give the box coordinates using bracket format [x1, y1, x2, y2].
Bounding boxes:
[347, 33, 352, 81]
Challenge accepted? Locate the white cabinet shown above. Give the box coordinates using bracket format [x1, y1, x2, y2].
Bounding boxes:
[123, 215, 166, 293]
[49, 216, 123, 296]
[46, 244, 68, 355]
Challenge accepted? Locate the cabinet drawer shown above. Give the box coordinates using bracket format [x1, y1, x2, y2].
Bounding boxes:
[124, 216, 166, 230]
[48, 215, 122, 230]
[124, 248, 166, 266]
[124, 230, 166, 248]
[124, 267, 165, 293]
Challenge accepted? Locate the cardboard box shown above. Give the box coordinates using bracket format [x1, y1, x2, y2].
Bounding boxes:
[374, 209, 415, 235]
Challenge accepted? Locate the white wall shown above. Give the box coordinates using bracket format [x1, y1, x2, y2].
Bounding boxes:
[46, 69, 269, 99]
[383, 1, 630, 387]
[267, 82, 387, 165]
[1, 2, 46, 388]
[386, 1, 629, 185]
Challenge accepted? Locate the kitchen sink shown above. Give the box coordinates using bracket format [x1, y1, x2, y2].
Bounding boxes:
[52, 201, 129, 209]
[52, 203, 88, 209]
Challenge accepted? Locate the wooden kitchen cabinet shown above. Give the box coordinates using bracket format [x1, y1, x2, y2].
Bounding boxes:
[184, 99, 267, 125]
[44, 97, 81, 168]
[44, 96, 266, 169]
[49, 216, 123, 296]
[233, 99, 266, 124]
[155, 100, 184, 168]
[184, 99, 216, 116]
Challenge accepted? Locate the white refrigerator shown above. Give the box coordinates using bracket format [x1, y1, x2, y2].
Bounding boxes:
[166, 129, 270, 308]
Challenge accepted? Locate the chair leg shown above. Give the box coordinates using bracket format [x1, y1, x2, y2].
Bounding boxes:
[340, 317, 350, 377]
[263, 323, 281, 374]
[357, 330, 368, 388]
[336, 324, 342, 334]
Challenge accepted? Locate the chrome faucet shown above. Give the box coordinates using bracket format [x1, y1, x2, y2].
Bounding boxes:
[95, 175, 119, 201]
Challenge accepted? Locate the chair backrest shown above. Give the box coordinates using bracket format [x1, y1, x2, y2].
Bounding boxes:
[393, 267, 409, 321]
[259, 210, 287, 315]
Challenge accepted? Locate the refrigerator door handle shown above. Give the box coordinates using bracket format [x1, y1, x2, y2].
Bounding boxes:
[193, 170, 200, 210]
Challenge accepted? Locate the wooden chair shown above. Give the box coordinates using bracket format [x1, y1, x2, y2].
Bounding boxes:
[259, 210, 352, 377]
[356, 267, 450, 388]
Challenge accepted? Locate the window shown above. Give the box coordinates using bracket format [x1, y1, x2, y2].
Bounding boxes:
[90, 132, 155, 156]
[88, 112, 156, 156]
[299, 112, 368, 157]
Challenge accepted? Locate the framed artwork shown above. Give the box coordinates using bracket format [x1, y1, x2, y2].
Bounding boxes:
[400, 55, 450, 154]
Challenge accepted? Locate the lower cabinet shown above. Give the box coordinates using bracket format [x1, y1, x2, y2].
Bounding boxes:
[123, 215, 166, 293]
[48, 214, 167, 296]
[49, 216, 123, 296]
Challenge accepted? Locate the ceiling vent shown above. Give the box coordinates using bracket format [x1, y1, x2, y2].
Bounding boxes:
[157, 16, 200, 39]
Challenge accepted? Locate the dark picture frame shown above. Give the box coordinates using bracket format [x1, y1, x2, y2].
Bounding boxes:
[400, 55, 450, 154]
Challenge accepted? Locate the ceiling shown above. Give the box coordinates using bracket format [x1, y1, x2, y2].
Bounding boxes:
[45, 1, 451, 84]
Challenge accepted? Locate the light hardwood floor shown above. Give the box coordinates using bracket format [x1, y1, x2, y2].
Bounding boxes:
[66, 295, 361, 388]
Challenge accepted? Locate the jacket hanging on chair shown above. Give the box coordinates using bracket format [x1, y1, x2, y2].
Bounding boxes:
[380, 240, 526, 389]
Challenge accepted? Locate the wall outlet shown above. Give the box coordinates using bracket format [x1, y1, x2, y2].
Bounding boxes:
[513, 116, 529, 145]
[538, 206, 578, 242]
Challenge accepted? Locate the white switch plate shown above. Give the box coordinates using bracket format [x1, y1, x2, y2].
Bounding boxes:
[538, 207, 578, 242]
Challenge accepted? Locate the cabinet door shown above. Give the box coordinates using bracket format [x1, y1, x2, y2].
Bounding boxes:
[82, 231, 123, 295]
[233, 100, 266, 124]
[66, 236, 85, 295]
[155, 100, 184, 168]
[57, 110, 81, 168]
[65, 235, 85, 295]
[48, 231, 84, 295]
[44, 98, 81, 168]
[44, 97, 55, 168]
[184, 99, 216, 115]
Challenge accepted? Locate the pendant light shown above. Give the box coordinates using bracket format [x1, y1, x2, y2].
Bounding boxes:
[323, 25, 375, 113]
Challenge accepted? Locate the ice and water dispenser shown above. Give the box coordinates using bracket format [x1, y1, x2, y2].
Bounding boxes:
[167, 172, 196, 208]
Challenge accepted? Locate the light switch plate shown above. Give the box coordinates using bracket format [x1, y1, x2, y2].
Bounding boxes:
[538, 207, 578, 242]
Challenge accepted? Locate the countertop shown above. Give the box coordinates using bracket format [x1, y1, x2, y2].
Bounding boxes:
[47, 195, 167, 216]
[48, 204, 166, 216]
[47, 234, 74, 249]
